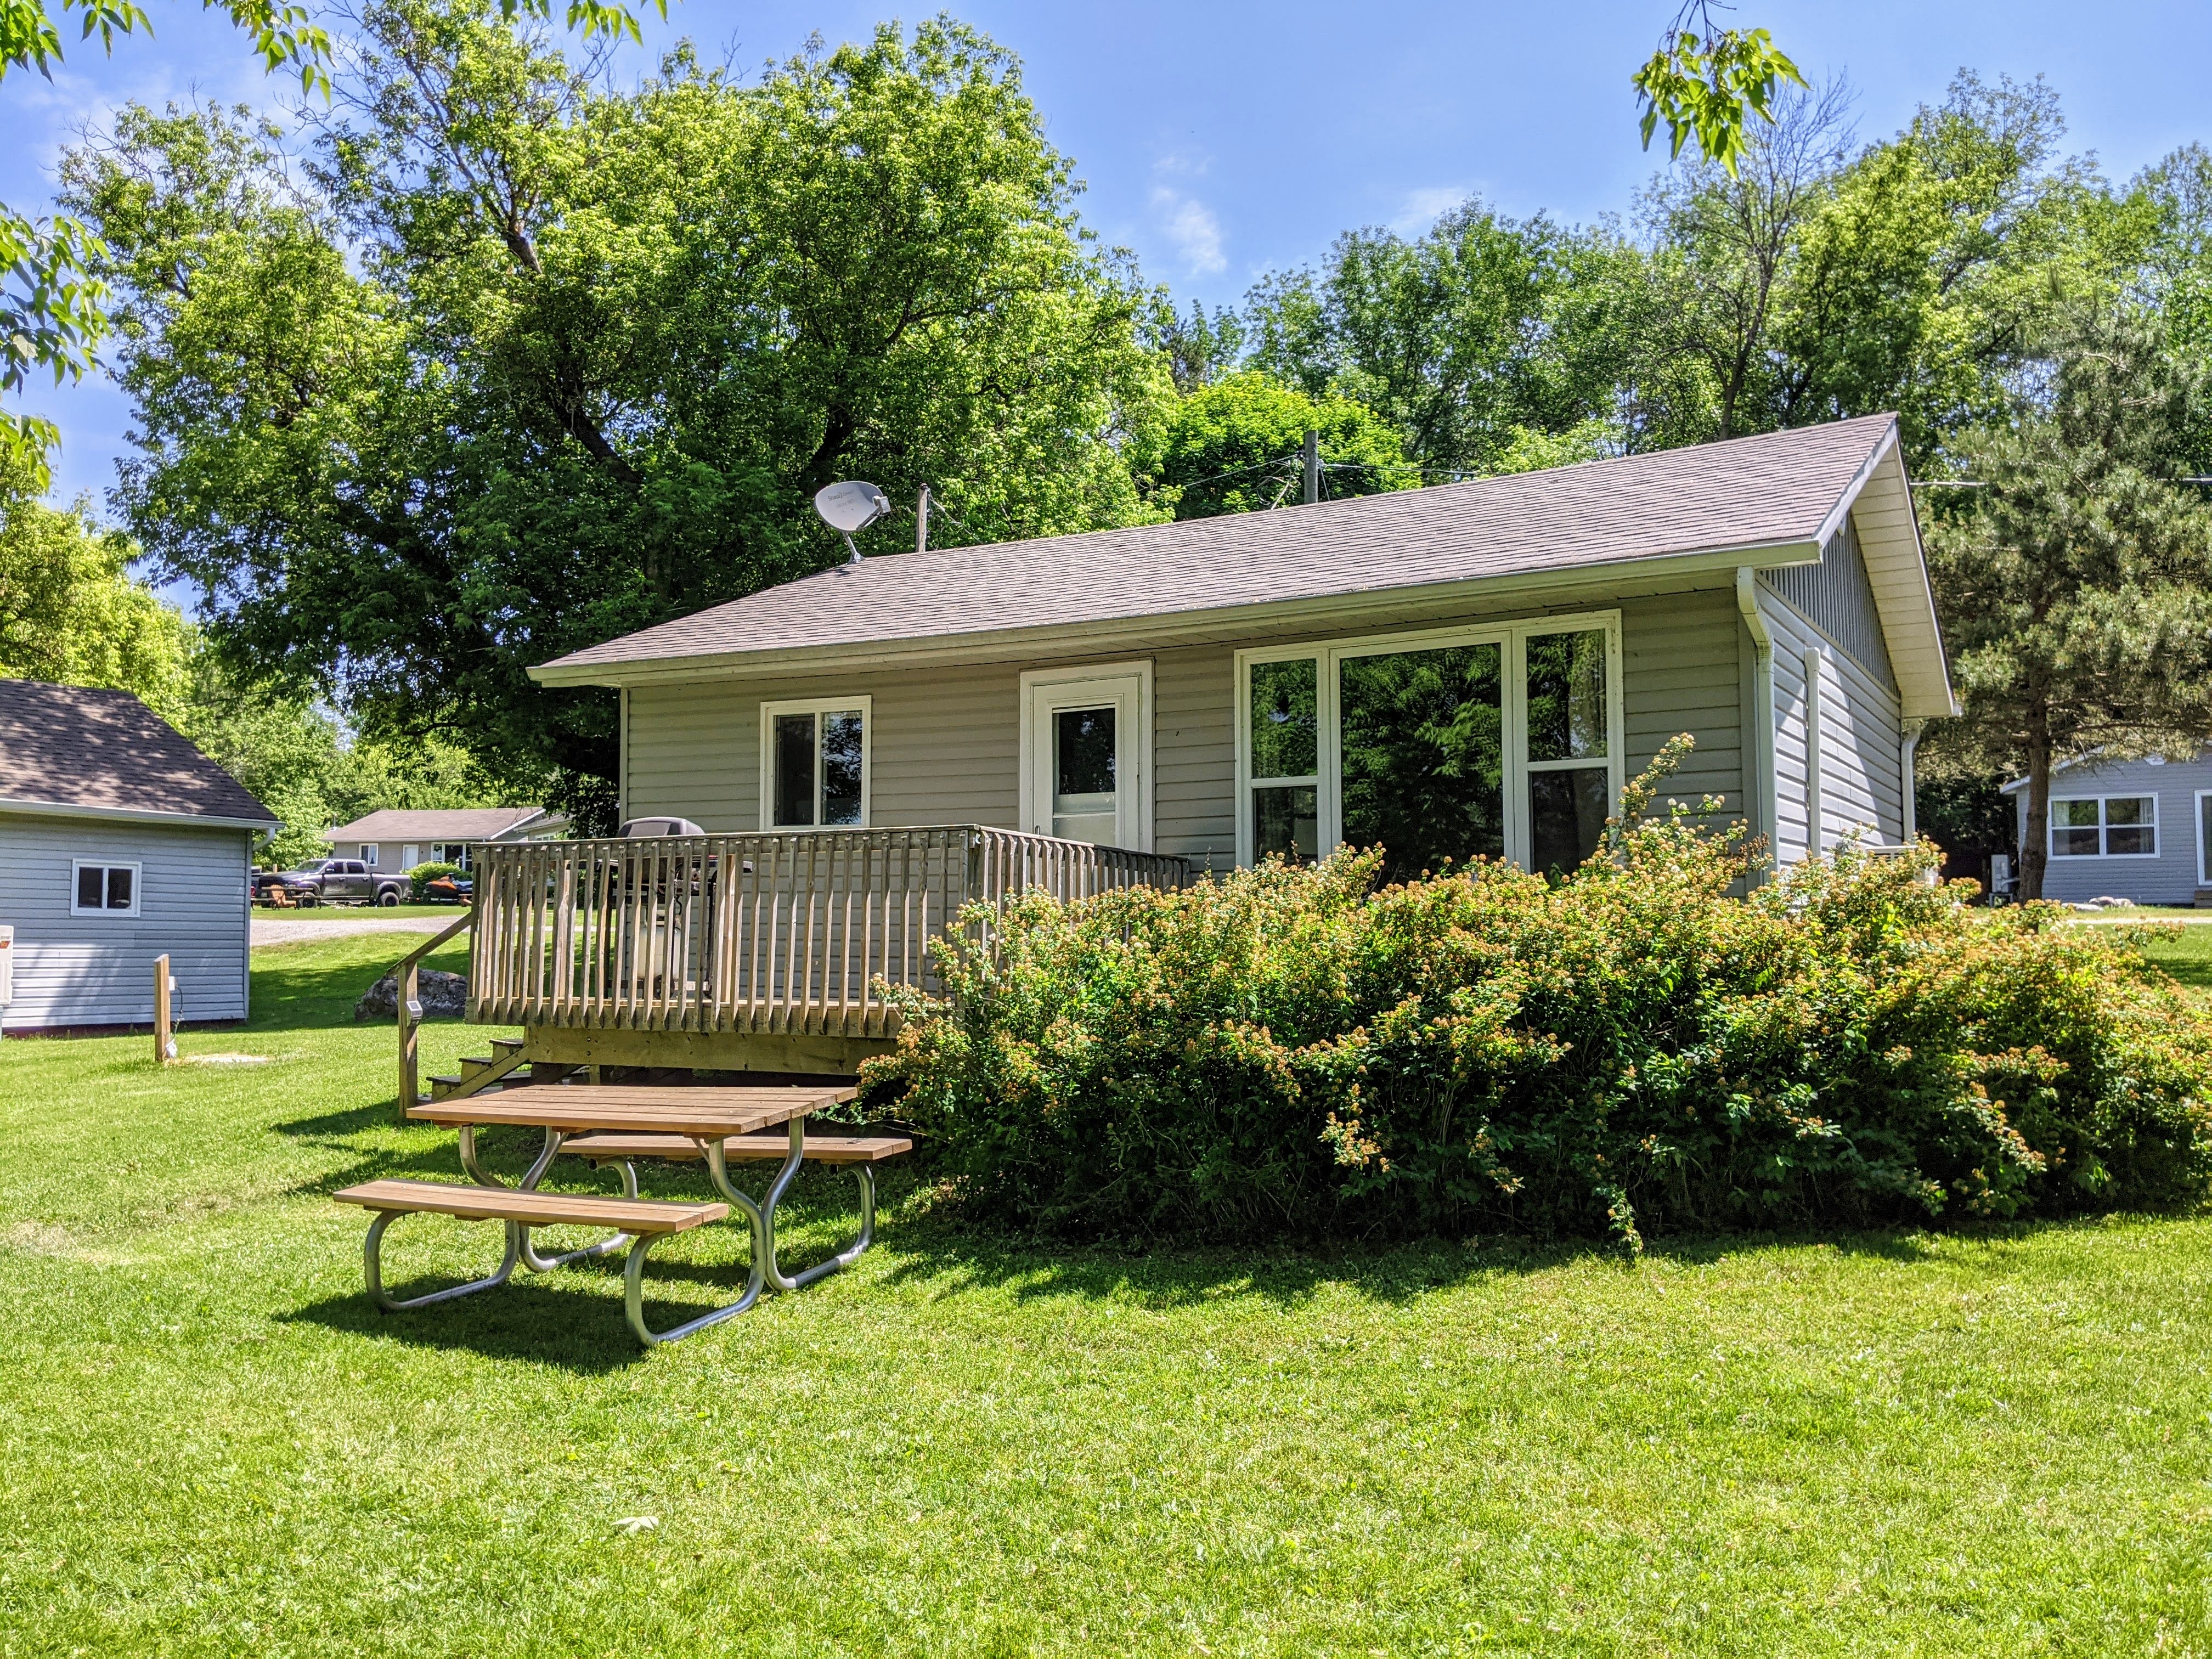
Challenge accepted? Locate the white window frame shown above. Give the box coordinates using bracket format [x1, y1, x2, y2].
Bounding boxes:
[361, 844, 377, 866]
[1233, 611, 1626, 868]
[2049, 793, 2160, 860]
[70, 859, 143, 918]
[759, 694, 873, 831]
[2199, 790, 2212, 887]
[1018, 661, 1155, 851]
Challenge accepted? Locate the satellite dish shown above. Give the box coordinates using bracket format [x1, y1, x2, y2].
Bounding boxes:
[813, 480, 892, 562]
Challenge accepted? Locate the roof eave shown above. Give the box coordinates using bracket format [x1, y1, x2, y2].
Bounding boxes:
[0, 795, 278, 832]
[531, 537, 1824, 690]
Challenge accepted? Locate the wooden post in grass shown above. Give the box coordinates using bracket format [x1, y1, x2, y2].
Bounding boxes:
[153, 955, 176, 1063]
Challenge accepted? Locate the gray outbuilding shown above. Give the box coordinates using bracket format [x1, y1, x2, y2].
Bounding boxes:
[0, 679, 276, 1032]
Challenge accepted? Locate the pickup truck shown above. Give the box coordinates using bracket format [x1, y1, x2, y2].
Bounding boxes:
[257, 858, 410, 907]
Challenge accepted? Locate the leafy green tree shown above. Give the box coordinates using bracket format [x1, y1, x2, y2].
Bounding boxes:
[1153, 371, 1413, 519]
[1925, 306, 2212, 901]
[66, 11, 1171, 825]
[0, 445, 191, 716]
[1240, 202, 1673, 476]
[0, 0, 653, 480]
[1773, 74, 2149, 469]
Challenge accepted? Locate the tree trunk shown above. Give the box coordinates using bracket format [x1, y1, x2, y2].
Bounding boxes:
[2020, 705, 2051, 902]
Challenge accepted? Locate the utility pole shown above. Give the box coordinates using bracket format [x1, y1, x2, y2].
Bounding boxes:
[916, 484, 930, 555]
[1301, 429, 1319, 505]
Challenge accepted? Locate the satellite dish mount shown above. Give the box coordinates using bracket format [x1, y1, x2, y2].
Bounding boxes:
[812, 481, 893, 564]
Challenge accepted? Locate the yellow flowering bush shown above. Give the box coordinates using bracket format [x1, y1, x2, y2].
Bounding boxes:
[863, 742, 2212, 1245]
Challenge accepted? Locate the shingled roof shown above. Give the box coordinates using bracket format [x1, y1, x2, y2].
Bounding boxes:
[0, 679, 276, 828]
[535, 414, 1926, 690]
[330, 806, 556, 842]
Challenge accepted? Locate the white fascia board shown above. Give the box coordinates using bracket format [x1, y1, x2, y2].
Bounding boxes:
[531, 539, 1820, 690]
[0, 796, 279, 832]
[1821, 428, 1957, 721]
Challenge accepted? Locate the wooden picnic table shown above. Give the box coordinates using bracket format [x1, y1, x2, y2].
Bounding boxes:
[395, 1082, 871, 1336]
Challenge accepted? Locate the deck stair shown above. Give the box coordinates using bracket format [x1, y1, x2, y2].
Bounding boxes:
[426, 1036, 530, 1104]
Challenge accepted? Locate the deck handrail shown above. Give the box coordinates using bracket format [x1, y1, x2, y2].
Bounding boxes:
[467, 826, 1189, 1038]
[389, 906, 477, 1108]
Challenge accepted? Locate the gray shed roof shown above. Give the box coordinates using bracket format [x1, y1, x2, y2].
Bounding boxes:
[0, 679, 276, 828]
[330, 806, 557, 842]
[537, 414, 1934, 693]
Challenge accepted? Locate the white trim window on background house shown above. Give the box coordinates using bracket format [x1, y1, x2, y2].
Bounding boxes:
[71, 859, 142, 918]
[360, 844, 378, 866]
[2050, 794, 2158, 859]
[760, 695, 872, 830]
[1233, 611, 1626, 873]
[2200, 791, 2212, 887]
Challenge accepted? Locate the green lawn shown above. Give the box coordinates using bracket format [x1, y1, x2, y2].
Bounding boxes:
[4, 935, 2211, 1655]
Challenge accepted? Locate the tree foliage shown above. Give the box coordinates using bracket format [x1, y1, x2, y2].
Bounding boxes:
[66, 10, 1173, 823]
[1150, 371, 1413, 519]
[1925, 305, 2212, 900]
[0, 446, 190, 716]
[0, 0, 656, 480]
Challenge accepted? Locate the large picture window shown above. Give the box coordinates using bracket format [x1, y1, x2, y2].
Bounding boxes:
[2050, 795, 2157, 858]
[760, 697, 871, 830]
[1236, 614, 1623, 880]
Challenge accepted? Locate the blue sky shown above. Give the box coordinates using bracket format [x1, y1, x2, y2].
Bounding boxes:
[7, 0, 2211, 511]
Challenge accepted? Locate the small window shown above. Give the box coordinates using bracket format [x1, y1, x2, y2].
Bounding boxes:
[760, 698, 871, 830]
[71, 860, 142, 918]
[360, 845, 378, 866]
[2050, 796, 2158, 858]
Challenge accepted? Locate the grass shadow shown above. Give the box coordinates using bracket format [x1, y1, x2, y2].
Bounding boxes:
[283, 1279, 658, 1373]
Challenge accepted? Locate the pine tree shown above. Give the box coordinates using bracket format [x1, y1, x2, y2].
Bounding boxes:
[1927, 306, 2212, 900]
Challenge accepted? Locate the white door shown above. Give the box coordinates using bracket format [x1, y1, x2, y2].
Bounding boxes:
[1020, 664, 1152, 850]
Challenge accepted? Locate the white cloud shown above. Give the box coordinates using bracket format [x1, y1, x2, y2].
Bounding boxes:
[1391, 185, 1476, 234]
[1151, 184, 1226, 276]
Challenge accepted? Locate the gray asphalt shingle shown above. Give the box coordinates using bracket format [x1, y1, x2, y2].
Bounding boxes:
[539, 415, 1895, 676]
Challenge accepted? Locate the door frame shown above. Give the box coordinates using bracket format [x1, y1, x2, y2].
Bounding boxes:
[1018, 660, 1155, 851]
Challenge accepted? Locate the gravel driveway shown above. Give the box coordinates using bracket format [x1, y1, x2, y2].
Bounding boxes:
[251, 914, 461, 947]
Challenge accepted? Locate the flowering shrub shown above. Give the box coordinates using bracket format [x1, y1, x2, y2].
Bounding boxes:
[862, 741, 2212, 1245]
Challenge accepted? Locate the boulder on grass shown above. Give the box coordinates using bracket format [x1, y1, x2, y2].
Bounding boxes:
[356, 968, 469, 1022]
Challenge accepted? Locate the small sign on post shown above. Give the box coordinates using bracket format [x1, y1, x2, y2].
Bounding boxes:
[154, 954, 176, 1062]
[0, 923, 13, 1039]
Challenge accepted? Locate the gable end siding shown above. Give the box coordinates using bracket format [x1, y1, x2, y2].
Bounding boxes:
[1757, 588, 1904, 864]
[1758, 512, 1897, 693]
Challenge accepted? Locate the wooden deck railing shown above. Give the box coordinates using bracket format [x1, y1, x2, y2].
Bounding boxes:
[468, 827, 1190, 1037]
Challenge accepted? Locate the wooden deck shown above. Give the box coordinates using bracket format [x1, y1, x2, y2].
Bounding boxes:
[462, 826, 1188, 1072]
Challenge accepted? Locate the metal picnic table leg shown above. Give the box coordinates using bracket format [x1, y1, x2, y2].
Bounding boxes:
[458, 1123, 635, 1273]
[612, 1136, 770, 1347]
[363, 1207, 521, 1311]
[700, 1117, 876, 1295]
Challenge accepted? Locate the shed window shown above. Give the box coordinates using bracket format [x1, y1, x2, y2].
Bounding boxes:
[1236, 613, 1623, 881]
[71, 860, 141, 917]
[760, 697, 871, 830]
[2050, 796, 2157, 858]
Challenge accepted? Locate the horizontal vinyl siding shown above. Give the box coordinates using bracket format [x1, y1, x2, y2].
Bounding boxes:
[623, 579, 1750, 867]
[0, 813, 251, 1027]
[625, 664, 1022, 833]
[2017, 753, 2212, 905]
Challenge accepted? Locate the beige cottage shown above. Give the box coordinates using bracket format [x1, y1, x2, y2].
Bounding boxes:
[443, 415, 1955, 1087]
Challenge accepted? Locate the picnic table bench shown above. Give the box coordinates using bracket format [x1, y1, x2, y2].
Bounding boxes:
[333, 1084, 909, 1346]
